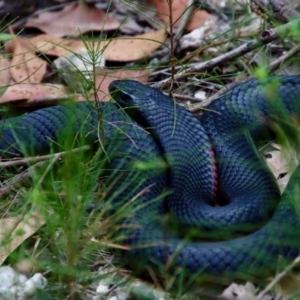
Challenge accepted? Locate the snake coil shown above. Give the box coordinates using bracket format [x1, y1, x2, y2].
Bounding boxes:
[1, 76, 300, 278]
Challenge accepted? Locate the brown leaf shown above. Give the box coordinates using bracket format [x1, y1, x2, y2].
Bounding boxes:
[5, 37, 47, 84]
[186, 9, 212, 32]
[103, 29, 166, 61]
[0, 212, 45, 265]
[24, 3, 121, 38]
[148, 0, 211, 31]
[0, 56, 12, 86]
[0, 83, 68, 104]
[27, 29, 166, 61]
[91, 68, 149, 101]
[28, 34, 86, 57]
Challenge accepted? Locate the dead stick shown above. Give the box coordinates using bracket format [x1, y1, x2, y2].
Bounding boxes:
[0, 145, 91, 168]
[151, 18, 300, 89]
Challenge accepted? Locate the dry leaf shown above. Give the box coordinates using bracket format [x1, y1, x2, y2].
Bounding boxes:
[5, 37, 47, 84]
[24, 3, 120, 38]
[0, 212, 45, 265]
[186, 9, 213, 32]
[27, 34, 86, 57]
[274, 273, 300, 300]
[27, 29, 166, 61]
[0, 70, 148, 104]
[265, 143, 298, 192]
[0, 83, 68, 105]
[0, 56, 11, 87]
[148, 0, 211, 31]
[103, 29, 166, 61]
[92, 68, 149, 101]
[54, 49, 105, 94]
[222, 282, 257, 300]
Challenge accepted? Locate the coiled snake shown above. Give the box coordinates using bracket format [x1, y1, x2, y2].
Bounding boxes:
[1, 76, 300, 278]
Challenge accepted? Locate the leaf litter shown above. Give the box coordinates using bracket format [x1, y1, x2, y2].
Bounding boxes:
[0, 0, 299, 299]
[24, 3, 121, 38]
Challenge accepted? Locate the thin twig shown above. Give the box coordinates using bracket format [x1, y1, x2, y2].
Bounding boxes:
[255, 256, 300, 300]
[268, 43, 300, 72]
[189, 81, 239, 112]
[0, 161, 47, 198]
[36, 154, 60, 188]
[169, 92, 203, 102]
[0, 145, 91, 168]
[167, 0, 175, 98]
[151, 18, 300, 89]
[252, 0, 300, 22]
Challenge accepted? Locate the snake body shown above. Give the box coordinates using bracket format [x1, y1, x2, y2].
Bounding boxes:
[1, 76, 300, 277]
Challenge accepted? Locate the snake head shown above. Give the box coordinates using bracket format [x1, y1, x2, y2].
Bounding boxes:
[109, 80, 160, 109]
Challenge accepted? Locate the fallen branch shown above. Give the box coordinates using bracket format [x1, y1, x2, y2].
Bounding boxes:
[0, 145, 91, 168]
[0, 161, 46, 198]
[151, 18, 300, 89]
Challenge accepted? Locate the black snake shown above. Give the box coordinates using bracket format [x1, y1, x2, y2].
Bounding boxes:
[1, 76, 300, 278]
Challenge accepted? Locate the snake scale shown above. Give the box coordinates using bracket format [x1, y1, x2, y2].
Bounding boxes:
[1, 75, 300, 278]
